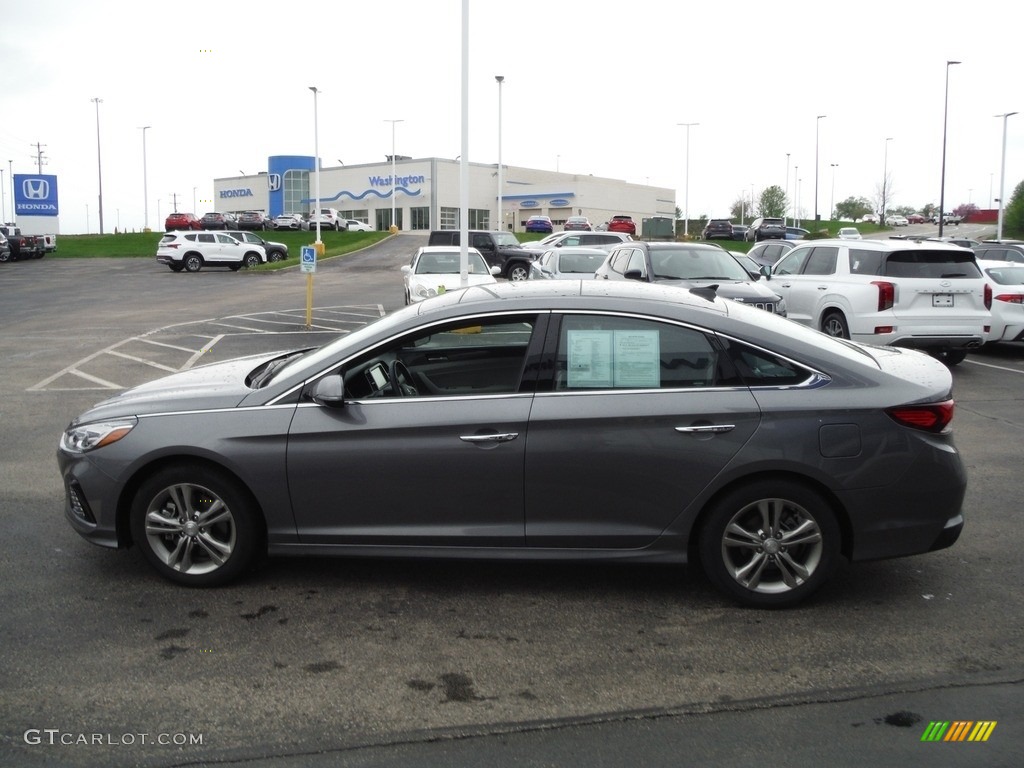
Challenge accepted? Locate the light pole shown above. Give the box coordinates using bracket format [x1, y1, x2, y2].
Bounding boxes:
[785, 153, 790, 226]
[996, 111, 1018, 240]
[92, 97, 104, 234]
[193, 186, 197, 215]
[139, 126, 150, 230]
[793, 165, 799, 226]
[882, 137, 893, 223]
[678, 122, 698, 237]
[938, 60, 961, 238]
[0, 168, 5, 224]
[750, 183, 755, 219]
[830, 163, 839, 220]
[496, 75, 504, 232]
[310, 87, 322, 243]
[815, 115, 826, 221]
[385, 119, 403, 231]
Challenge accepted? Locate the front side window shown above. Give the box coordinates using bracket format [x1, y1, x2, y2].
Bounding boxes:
[774, 247, 811, 276]
[803, 247, 838, 276]
[341, 315, 539, 400]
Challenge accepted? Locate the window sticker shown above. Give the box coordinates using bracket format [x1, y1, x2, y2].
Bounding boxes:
[566, 329, 660, 388]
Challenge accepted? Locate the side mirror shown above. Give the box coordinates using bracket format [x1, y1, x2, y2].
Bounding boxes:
[401, 265, 412, 275]
[623, 269, 646, 281]
[311, 373, 346, 407]
[490, 266, 501, 276]
[760, 265, 772, 280]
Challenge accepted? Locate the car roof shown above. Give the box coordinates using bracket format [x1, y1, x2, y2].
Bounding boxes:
[792, 237, 971, 252]
[416, 245, 483, 255]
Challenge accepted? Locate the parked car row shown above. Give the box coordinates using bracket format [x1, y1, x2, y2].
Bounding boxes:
[155, 230, 288, 272]
[166, 210, 375, 233]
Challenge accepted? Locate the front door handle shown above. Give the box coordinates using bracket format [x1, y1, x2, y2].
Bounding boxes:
[459, 432, 520, 443]
[675, 424, 736, 434]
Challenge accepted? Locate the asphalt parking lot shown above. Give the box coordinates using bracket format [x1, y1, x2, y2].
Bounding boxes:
[1, 233, 1021, 766]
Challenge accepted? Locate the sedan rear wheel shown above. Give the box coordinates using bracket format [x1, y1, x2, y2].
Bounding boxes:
[699, 480, 841, 608]
[129, 465, 262, 586]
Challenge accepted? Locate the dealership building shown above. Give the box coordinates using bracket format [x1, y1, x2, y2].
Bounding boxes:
[215, 156, 676, 234]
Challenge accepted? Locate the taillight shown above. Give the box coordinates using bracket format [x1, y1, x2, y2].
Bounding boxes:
[872, 281, 895, 311]
[886, 399, 955, 433]
[985, 283, 993, 310]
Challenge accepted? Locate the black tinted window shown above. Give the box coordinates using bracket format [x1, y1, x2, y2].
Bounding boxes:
[882, 250, 981, 278]
[803, 247, 838, 276]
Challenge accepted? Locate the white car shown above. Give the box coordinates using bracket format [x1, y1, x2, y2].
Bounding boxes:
[768, 238, 990, 365]
[272, 214, 304, 230]
[837, 227, 862, 240]
[155, 232, 267, 273]
[885, 215, 909, 227]
[308, 207, 343, 231]
[978, 260, 1024, 344]
[345, 219, 373, 232]
[401, 246, 500, 304]
[528, 247, 608, 280]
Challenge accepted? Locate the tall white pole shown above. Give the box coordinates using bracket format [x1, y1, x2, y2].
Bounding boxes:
[678, 122, 698, 237]
[882, 137, 893, 223]
[939, 61, 961, 237]
[140, 126, 150, 231]
[785, 153, 790, 226]
[997, 111, 1018, 241]
[92, 98, 104, 234]
[815, 115, 826, 221]
[459, 0, 469, 285]
[496, 75, 504, 232]
[385, 119, 404, 230]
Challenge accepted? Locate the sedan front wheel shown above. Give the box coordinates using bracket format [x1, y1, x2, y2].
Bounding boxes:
[129, 465, 262, 586]
[698, 480, 841, 608]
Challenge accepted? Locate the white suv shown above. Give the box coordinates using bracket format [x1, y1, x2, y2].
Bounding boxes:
[308, 208, 343, 231]
[768, 238, 991, 365]
[156, 232, 267, 273]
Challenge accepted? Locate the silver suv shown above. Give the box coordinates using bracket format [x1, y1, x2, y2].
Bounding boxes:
[156, 232, 267, 273]
[769, 238, 990, 365]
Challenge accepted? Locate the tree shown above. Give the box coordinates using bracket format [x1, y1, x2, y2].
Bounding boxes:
[874, 173, 895, 219]
[922, 203, 938, 219]
[758, 185, 787, 218]
[834, 196, 872, 222]
[1003, 180, 1024, 237]
[730, 196, 751, 221]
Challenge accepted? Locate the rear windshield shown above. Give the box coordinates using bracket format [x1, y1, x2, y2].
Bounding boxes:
[848, 249, 981, 278]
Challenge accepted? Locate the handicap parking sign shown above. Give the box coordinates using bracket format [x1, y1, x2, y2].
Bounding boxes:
[300, 245, 317, 273]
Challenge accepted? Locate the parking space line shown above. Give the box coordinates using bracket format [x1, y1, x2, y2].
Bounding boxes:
[964, 358, 1024, 374]
[63, 368, 123, 390]
[106, 349, 180, 372]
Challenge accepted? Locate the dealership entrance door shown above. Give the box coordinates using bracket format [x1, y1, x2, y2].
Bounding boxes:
[376, 208, 404, 231]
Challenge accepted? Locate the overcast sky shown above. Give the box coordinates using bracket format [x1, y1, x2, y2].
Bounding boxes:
[1, 0, 1020, 234]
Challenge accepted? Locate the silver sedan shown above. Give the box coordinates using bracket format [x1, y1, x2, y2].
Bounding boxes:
[57, 281, 966, 607]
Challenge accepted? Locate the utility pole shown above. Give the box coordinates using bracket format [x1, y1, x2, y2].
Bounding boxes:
[169, 192, 181, 213]
[32, 143, 48, 173]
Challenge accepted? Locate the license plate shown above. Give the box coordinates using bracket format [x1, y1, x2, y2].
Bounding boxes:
[933, 294, 954, 307]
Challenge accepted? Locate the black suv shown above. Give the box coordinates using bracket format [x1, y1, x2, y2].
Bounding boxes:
[594, 241, 786, 315]
[200, 212, 237, 230]
[701, 219, 734, 240]
[222, 230, 289, 262]
[235, 211, 269, 230]
[745, 217, 787, 242]
[427, 230, 534, 281]
[973, 241, 1024, 264]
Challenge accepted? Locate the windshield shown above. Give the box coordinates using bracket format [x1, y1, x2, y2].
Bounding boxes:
[492, 232, 522, 248]
[651, 247, 749, 281]
[415, 251, 490, 274]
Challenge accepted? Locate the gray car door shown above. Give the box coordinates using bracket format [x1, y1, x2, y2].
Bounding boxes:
[285, 315, 540, 547]
[524, 313, 761, 548]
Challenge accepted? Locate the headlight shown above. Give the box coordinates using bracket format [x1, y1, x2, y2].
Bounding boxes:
[60, 417, 138, 453]
[413, 284, 439, 299]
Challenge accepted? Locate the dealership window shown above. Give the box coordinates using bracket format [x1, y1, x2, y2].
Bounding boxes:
[283, 170, 309, 215]
[468, 208, 491, 230]
[410, 207, 430, 230]
[439, 207, 459, 230]
[340, 209, 369, 222]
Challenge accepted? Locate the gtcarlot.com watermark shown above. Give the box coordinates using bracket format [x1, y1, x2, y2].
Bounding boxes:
[24, 729, 204, 747]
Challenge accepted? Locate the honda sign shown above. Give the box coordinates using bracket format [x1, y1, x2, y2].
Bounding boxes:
[14, 174, 59, 216]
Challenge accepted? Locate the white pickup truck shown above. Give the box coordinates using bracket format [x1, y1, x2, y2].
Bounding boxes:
[767, 238, 989, 365]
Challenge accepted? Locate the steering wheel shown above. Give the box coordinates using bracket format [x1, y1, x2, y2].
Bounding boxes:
[388, 360, 419, 397]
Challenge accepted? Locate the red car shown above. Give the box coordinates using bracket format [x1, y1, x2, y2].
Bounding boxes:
[906, 213, 927, 224]
[606, 215, 636, 235]
[165, 213, 201, 231]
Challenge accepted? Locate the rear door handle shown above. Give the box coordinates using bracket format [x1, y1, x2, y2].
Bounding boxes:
[675, 424, 735, 434]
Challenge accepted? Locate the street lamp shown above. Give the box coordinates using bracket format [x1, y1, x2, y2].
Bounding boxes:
[92, 97, 104, 234]
[996, 111, 1018, 240]
[882, 137, 893, 223]
[678, 122, 698, 237]
[938, 60, 961, 238]
[785, 153, 790, 226]
[830, 163, 839, 220]
[496, 76, 504, 232]
[139, 126, 150, 230]
[385, 119, 404, 230]
[814, 115, 826, 221]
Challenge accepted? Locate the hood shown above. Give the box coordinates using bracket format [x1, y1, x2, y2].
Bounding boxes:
[656, 279, 780, 301]
[68, 352, 284, 425]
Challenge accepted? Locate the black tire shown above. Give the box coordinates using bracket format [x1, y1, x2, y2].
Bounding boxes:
[243, 253, 261, 269]
[129, 464, 263, 587]
[268, 251, 283, 263]
[821, 311, 850, 339]
[169, 264, 185, 273]
[507, 262, 529, 282]
[183, 253, 203, 273]
[935, 349, 968, 366]
[698, 480, 841, 608]
[0, 250, 11, 263]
